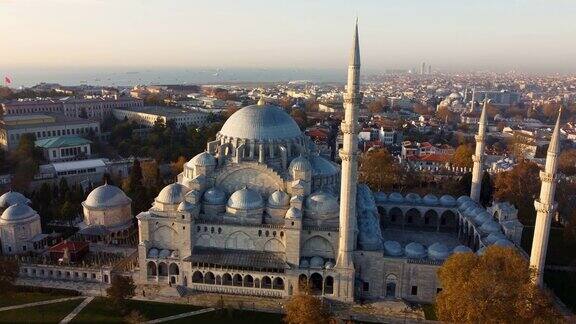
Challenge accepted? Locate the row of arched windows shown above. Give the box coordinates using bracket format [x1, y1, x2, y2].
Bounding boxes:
[147, 261, 179, 277]
[191, 271, 285, 290]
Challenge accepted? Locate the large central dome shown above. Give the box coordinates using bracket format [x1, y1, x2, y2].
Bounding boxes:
[219, 103, 302, 141]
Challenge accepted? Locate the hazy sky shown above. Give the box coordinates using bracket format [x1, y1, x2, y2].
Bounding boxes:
[1, 0, 575, 73]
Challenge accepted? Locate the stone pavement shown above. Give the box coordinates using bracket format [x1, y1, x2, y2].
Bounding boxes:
[144, 308, 215, 324]
[0, 297, 85, 312]
[59, 297, 94, 324]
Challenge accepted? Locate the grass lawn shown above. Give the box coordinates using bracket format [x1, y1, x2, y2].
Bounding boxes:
[0, 299, 83, 324]
[421, 304, 438, 321]
[167, 309, 283, 324]
[0, 291, 76, 308]
[71, 297, 204, 323]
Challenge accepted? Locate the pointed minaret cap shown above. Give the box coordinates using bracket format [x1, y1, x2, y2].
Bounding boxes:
[257, 97, 266, 106]
[548, 108, 562, 154]
[478, 98, 488, 135]
[349, 18, 360, 67]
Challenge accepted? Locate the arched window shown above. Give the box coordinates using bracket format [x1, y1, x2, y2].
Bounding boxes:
[204, 272, 215, 284]
[243, 275, 254, 287]
[324, 276, 334, 294]
[273, 277, 284, 290]
[147, 261, 157, 276]
[169, 263, 179, 275]
[222, 273, 232, 286]
[158, 263, 168, 276]
[233, 274, 243, 286]
[298, 274, 308, 291]
[309, 273, 323, 295]
[192, 271, 203, 283]
[262, 276, 272, 289]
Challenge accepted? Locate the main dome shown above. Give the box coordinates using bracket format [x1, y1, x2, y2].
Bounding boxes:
[219, 103, 302, 141]
[84, 184, 131, 209]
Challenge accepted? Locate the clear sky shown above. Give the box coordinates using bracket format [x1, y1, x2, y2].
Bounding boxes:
[1, 0, 575, 73]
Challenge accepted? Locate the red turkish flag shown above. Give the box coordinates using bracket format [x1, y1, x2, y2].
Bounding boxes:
[4, 76, 11, 84]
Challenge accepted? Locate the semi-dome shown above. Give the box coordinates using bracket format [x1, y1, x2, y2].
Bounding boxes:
[84, 184, 131, 209]
[405, 242, 426, 258]
[439, 195, 457, 207]
[389, 192, 404, 203]
[289, 155, 312, 173]
[299, 258, 310, 268]
[1, 204, 37, 223]
[268, 190, 290, 207]
[308, 154, 339, 177]
[374, 192, 387, 203]
[0, 191, 30, 208]
[423, 194, 439, 206]
[383, 240, 403, 256]
[188, 151, 216, 167]
[159, 249, 171, 258]
[453, 245, 473, 254]
[405, 193, 422, 204]
[285, 207, 302, 219]
[227, 188, 264, 210]
[219, 103, 302, 141]
[305, 191, 339, 215]
[203, 187, 226, 205]
[156, 183, 189, 205]
[309, 256, 324, 268]
[428, 242, 450, 260]
[480, 220, 501, 234]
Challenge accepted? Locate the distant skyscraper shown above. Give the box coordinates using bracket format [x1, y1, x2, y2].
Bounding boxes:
[420, 62, 426, 75]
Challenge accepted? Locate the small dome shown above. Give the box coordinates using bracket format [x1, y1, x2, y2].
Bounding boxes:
[423, 194, 439, 206]
[449, 92, 461, 99]
[480, 220, 501, 234]
[405, 193, 422, 204]
[464, 206, 478, 218]
[453, 245, 473, 254]
[309, 154, 339, 177]
[494, 239, 514, 247]
[188, 152, 216, 167]
[459, 200, 476, 212]
[289, 155, 312, 173]
[473, 211, 491, 225]
[227, 188, 264, 210]
[285, 207, 302, 219]
[0, 191, 30, 208]
[439, 195, 456, 207]
[299, 258, 310, 268]
[268, 190, 290, 207]
[457, 195, 473, 206]
[310, 256, 324, 268]
[485, 232, 507, 245]
[389, 192, 404, 203]
[177, 201, 194, 212]
[203, 187, 226, 205]
[159, 249, 171, 258]
[84, 184, 131, 209]
[428, 242, 450, 261]
[374, 192, 387, 203]
[305, 191, 339, 215]
[148, 248, 159, 258]
[324, 260, 335, 269]
[156, 183, 189, 205]
[384, 240, 403, 256]
[0, 204, 37, 223]
[405, 242, 427, 259]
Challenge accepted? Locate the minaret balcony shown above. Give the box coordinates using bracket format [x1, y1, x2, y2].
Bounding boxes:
[340, 122, 359, 135]
[534, 200, 557, 214]
[539, 170, 557, 183]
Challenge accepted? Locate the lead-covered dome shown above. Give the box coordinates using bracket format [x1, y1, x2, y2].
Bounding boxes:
[188, 152, 216, 167]
[1, 204, 38, 223]
[156, 183, 189, 205]
[289, 155, 312, 173]
[219, 103, 302, 141]
[0, 191, 31, 209]
[305, 191, 339, 215]
[203, 187, 226, 205]
[84, 184, 131, 209]
[268, 190, 290, 207]
[227, 188, 264, 210]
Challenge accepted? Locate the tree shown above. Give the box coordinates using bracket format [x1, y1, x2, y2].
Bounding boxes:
[435, 105, 457, 124]
[0, 256, 19, 294]
[436, 246, 558, 323]
[359, 148, 402, 192]
[367, 98, 386, 114]
[170, 156, 187, 176]
[493, 160, 540, 223]
[451, 144, 474, 168]
[558, 149, 576, 176]
[284, 292, 333, 324]
[106, 275, 136, 307]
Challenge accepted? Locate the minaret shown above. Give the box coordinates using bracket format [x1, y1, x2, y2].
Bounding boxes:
[530, 110, 562, 287]
[336, 20, 361, 302]
[470, 99, 488, 203]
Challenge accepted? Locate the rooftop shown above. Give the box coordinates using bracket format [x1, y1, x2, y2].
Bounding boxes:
[35, 136, 92, 149]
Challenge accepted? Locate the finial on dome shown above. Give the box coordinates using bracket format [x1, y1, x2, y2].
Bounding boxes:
[257, 97, 266, 106]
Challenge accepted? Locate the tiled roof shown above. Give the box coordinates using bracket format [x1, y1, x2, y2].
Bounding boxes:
[185, 247, 287, 270]
[35, 136, 91, 149]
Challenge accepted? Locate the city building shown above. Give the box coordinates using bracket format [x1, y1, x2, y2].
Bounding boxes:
[112, 106, 210, 128]
[35, 136, 92, 162]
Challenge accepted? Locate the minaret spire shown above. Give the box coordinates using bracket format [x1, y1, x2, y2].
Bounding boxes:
[530, 109, 562, 286]
[470, 98, 488, 203]
[336, 19, 362, 302]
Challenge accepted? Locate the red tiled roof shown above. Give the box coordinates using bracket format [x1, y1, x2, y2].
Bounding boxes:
[49, 240, 89, 253]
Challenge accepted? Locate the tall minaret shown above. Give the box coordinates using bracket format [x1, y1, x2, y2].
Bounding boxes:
[530, 110, 562, 287]
[470, 99, 488, 203]
[336, 20, 361, 302]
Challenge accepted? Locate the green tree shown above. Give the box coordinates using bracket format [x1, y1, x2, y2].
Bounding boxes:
[436, 246, 559, 323]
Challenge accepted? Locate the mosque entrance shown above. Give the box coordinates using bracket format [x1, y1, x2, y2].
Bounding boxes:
[385, 274, 398, 298]
[309, 273, 323, 295]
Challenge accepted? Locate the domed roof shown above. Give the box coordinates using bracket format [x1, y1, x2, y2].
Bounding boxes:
[148, 248, 159, 258]
[84, 184, 131, 209]
[374, 192, 387, 203]
[268, 190, 290, 207]
[428, 242, 450, 261]
[423, 194, 439, 206]
[0, 191, 30, 208]
[449, 92, 461, 99]
[485, 232, 507, 245]
[459, 200, 477, 212]
[464, 206, 478, 218]
[159, 249, 171, 258]
[405, 242, 427, 259]
[156, 183, 189, 205]
[457, 195, 473, 206]
[494, 239, 514, 247]
[305, 191, 339, 215]
[299, 258, 310, 268]
[188, 152, 216, 167]
[480, 220, 501, 234]
[324, 260, 334, 269]
[203, 187, 226, 205]
[439, 195, 457, 207]
[177, 201, 195, 212]
[289, 155, 311, 173]
[308, 154, 339, 177]
[405, 193, 422, 204]
[285, 207, 302, 219]
[1, 204, 37, 223]
[309, 256, 324, 268]
[383, 240, 403, 256]
[219, 103, 302, 141]
[453, 245, 473, 254]
[227, 188, 264, 210]
[389, 192, 404, 203]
